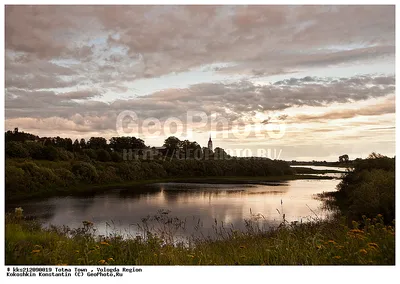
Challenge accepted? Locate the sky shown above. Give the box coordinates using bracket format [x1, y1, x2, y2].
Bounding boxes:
[4, 5, 396, 161]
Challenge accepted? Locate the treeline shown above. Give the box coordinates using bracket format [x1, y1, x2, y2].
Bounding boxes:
[6, 158, 293, 201]
[5, 128, 293, 200]
[5, 128, 229, 161]
[335, 153, 395, 223]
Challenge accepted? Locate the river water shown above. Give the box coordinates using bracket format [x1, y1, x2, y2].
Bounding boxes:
[7, 167, 343, 241]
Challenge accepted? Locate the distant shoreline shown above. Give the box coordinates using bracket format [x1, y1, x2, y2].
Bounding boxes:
[6, 173, 337, 203]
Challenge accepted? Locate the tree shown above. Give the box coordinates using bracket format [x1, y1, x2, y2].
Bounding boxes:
[214, 147, 229, 160]
[96, 149, 111, 162]
[73, 139, 80, 152]
[87, 137, 108, 150]
[5, 141, 30, 158]
[339, 154, 349, 163]
[163, 136, 181, 156]
[80, 138, 86, 149]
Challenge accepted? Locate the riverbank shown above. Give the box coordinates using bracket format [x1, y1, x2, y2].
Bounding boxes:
[5, 212, 394, 265]
[6, 173, 335, 202]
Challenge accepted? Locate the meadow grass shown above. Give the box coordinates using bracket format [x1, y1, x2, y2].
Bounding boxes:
[5, 211, 394, 265]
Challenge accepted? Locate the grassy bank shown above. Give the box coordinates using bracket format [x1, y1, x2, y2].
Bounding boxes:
[6, 158, 294, 201]
[5, 212, 394, 265]
[6, 173, 334, 202]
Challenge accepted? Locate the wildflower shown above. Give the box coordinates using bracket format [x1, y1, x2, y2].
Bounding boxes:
[328, 240, 336, 244]
[31, 250, 40, 253]
[349, 229, 364, 234]
[368, 243, 379, 250]
[377, 214, 383, 218]
[333, 256, 341, 259]
[239, 245, 246, 249]
[316, 245, 323, 250]
[15, 207, 24, 218]
[335, 245, 344, 249]
[100, 241, 110, 246]
[98, 260, 106, 264]
[187, 254, 195, 258]
[75, 250, 79, 254]
[359, 249, 367, 255]
[107, 258, 114, 262]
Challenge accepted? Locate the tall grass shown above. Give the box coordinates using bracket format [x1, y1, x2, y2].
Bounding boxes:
[5, 210, 394, 265]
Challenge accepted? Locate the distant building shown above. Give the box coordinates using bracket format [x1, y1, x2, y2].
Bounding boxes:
[208, 135, 213, 151]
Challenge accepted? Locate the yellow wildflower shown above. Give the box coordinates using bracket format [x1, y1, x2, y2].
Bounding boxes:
[75, 250, 79, 254]
[359, 249, 367, 255]
[349, 229, 364, 234]
[368, 243, 379, 249]
[328, 240, 336, 244]
[187, 254, 195, 258]
[333, 256, 341, 259]
[100, 241, 110, 246]
[107, 258, 114, 262]
[31, 250, 40, 253]
[98, 259, 106, 264]
[239, 245, 246, 249]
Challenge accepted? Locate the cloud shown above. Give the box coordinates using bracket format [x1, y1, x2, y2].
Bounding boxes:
[5, 73, 395, 135]
[291, 95, 395, 122]
[4, 5, 396, 160]
[5, 6, 395, 86]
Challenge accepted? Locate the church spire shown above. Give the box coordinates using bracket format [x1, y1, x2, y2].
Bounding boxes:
[208, 133, 213, 151]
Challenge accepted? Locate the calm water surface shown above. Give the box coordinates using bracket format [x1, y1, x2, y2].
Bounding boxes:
[8, 177, 340, 240]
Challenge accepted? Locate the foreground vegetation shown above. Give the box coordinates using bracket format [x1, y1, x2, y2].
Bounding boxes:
[5, 212, 394, 265]
[321, 153, 395, 223]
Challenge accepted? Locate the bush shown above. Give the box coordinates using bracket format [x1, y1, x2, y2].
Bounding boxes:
[53, 168, 77, 187]
[5, 142, 30, 158]
[42, 146, 59, 161]
[83, 149, 97, 160]
[25, 142, 45, 159]
[110, 152, 123, 162]
[96, 149, 111, 162]
[336, 154, 395, 222]
[5, 166, 26, 198]
[71, 162, 99, 183]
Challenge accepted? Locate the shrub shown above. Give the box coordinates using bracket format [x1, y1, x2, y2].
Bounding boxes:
[110, 152, 123, 162]
[5, 142, 30, 158]
[53, 168, 77, 187]
[71, 162, 99, 183]
[5, 166, 26, 198]
[96, 149, 111, 162]
[42, 146, 59, 161]
[83, 149, 98, 160]
[336, 154, 395, 222]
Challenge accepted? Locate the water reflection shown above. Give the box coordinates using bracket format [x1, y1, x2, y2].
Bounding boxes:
[7, 179, 339, 240]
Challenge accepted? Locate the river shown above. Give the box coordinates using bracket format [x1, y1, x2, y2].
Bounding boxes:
[7, 167, 343, 241]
